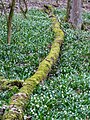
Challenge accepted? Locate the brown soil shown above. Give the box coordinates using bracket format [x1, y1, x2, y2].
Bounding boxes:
[0, 0, 90, 12]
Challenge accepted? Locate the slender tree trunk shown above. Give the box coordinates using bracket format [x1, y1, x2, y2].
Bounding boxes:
[7, 0, 15, 45]
[19, 0, 28, 18]
[66, 0, 71, 22]
[70, 0, 82, 29]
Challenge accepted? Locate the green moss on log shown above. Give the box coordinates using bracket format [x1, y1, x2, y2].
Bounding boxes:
[2, 6, 64, 120]
[0, 77, 23, 92]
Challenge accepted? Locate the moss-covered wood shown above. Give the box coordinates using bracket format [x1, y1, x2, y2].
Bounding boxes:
[2, 6, 64, 120]
[0, 77, 23, 92]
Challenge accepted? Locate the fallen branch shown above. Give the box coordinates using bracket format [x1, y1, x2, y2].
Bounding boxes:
[2, 5, 64, 120]
[0, 77, 23, 92]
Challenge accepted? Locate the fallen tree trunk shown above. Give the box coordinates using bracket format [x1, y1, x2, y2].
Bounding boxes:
[2, 6, 64, 120]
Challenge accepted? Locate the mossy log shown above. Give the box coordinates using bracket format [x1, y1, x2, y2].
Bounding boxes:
[0, 76, 23, 92]
[2, 6, 64, 120]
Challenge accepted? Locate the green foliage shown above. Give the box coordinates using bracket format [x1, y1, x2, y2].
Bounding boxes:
[0, 86, 19, 106]
[0, 9, 90, 119]
[0, 9, 54, 80]
[25, 9, 90, 120]
[83, 11, 90, 24]
[0, 9, 54, 108]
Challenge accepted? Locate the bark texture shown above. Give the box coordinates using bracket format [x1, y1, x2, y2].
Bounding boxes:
[66, 0, 71, 22]
[19, 0, 28, 18]
[70, 0, 82, 29]
[7, 0, 15, 45]
[2, 6, 64, 120]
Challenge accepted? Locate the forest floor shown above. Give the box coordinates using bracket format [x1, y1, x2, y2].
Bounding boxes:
[0, 7, 90, 119]
[0, 1, 90, 119]
[27, 0, 90, 12]
[1, 0, 90, 12]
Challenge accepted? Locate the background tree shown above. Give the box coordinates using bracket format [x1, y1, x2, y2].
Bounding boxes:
[19, 0, 28, 18]
[66, 0, 82, 29]
[7, 0, 15, 45]
[66, 0, 71, 22]
[0, 0, 28, 45]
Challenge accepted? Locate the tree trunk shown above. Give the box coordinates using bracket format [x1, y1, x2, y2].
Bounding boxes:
[70, 0, 82, 29]
[7, 0, 15, 45]
[19, 0, 28, 18]
[66, 0, 71, 22]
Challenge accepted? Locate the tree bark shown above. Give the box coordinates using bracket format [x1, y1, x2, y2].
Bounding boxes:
[66, 0, 71, 22]
[2, 6, 64, 120]
[7, 0, 15, 45]
[70, 0, 82, 29]
[19, 0, 28, 18]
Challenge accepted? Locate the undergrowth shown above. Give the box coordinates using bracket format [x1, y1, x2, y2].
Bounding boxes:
[25, 9, 90, 120]
[0, 9, 54, 106]
[0, 8, 90, 120]
[0, 9, 53, 80]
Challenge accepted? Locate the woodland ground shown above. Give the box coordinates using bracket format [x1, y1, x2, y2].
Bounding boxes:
[0, 4, 90, 120]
